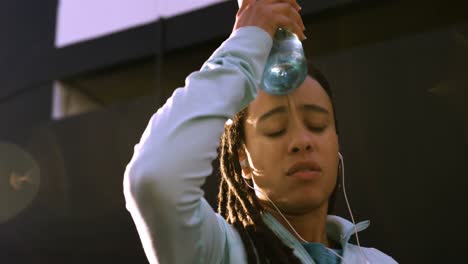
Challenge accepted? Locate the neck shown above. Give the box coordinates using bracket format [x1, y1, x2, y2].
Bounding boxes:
[264, 203, 335, 248]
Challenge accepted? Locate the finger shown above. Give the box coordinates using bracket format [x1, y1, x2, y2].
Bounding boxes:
[284, 2, 305, 30]
[271, 3, 306, 33]
[262, 0, 302, 11]
[277, 15, 306, 40]
[269, 2, 305, 29]
[237, 0, 255, 9]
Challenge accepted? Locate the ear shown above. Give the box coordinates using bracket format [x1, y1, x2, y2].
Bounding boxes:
[237, 146, 253, 180]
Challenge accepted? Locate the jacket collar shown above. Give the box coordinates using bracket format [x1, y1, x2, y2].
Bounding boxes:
[262, 213, 370, 254]
[325, 215, 370, 247]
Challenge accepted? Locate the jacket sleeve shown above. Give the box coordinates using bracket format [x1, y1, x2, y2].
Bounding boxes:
[365, 248, 399, 264]
[123, 27, 273, 264]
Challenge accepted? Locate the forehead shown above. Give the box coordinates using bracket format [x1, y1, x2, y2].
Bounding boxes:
[247, 76, 333, 118]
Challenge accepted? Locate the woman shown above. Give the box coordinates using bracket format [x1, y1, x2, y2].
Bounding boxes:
[123, 0, 397, 263]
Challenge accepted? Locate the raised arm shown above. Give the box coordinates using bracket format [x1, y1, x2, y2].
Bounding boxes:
[123, 1, 305, 263]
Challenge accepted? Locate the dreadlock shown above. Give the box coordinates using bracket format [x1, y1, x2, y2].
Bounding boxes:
[217, 66, 339, 263]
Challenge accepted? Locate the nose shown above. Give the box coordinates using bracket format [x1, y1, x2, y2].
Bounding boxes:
[288, 124, 314, 154]
[291, 144, 312, 153]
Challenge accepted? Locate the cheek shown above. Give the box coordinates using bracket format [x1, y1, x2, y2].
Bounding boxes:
[321, 130, 339, 154]
[245, 127, 286, 170]
[321, 134, 339, 184]
[247, 140, 283, 170]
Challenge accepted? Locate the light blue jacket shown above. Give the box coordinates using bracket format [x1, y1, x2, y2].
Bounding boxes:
[123, 26, 397, 264]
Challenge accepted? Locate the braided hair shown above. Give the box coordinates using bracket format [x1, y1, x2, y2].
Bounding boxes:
[217, 66, 339, 263]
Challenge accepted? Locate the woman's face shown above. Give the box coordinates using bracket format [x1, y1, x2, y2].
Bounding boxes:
[241, 76, 339, 214]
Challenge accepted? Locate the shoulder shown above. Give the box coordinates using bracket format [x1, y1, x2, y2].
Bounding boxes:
[215, 214, 248, 264]
[347, 244, 398, 264]
[365, 247, 398, 264]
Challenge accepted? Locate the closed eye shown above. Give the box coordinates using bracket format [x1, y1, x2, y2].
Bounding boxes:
[307, 125, 326, 133]
[265, 130, 285, 138]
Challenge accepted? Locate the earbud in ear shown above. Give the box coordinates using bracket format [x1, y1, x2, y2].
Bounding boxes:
[240, 160, 248, 168]
[239, 160, 252, 179]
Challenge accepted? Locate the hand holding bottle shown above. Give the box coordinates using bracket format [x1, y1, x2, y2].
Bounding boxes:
[233, 0, 306, 41]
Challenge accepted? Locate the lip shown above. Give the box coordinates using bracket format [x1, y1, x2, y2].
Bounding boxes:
[287, 161, 322, 180]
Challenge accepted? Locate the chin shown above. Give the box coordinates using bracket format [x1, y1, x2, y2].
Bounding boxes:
[276, 193, 328, 215]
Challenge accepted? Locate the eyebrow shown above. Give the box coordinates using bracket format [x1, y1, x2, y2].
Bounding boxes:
[258, 104, 330, 123]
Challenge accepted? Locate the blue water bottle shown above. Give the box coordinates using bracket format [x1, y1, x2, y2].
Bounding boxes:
[261, 28, 307, 95]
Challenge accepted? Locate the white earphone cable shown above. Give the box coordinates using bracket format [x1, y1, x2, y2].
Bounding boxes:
[243, 179, 346, 262]
[242, 153, 371, 263]
[339, 152, 370, 264]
